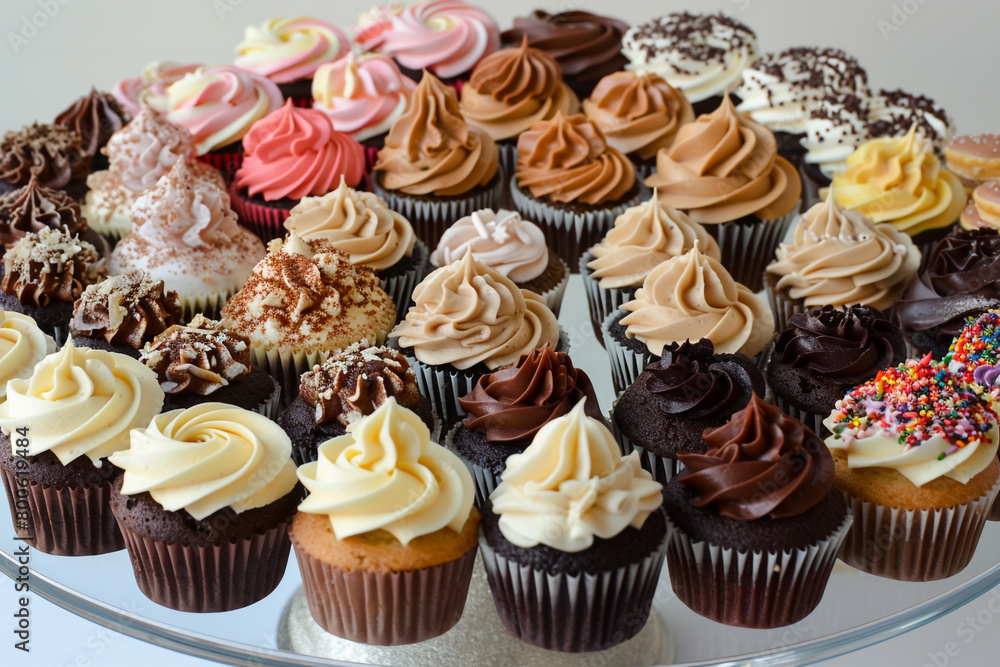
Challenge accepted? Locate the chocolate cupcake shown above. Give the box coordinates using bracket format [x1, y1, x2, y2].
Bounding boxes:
[0, 174, 109, 258]
[53, 88, 131, 172]
[612, 339, 764, 485]
[664, 394, 851, 628]
[768, 306, 906, 437]
[278, 342, 436, 466]
[0, 123, 88, 200]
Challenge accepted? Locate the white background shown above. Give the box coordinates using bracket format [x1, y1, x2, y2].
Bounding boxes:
[1, 0, 1000, 666]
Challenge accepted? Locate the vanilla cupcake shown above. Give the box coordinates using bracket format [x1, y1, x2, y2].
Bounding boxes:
[960, 181, 1000, 232]
[946, 135, 1000, 193]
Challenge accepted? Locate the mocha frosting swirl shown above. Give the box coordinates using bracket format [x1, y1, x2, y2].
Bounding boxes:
[140, 322, 251, 396]
[54, 88, 131, 162]
[2, 228, 105, 306]
[0, 123, 86, 191]
[70, 271, 183, 349]
[0, 176, 87, 248]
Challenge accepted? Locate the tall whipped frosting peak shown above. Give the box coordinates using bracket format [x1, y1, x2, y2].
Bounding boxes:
[235, 17, 350, 84]
[104, 107, 195, 193]
[430, 209, 548, 283]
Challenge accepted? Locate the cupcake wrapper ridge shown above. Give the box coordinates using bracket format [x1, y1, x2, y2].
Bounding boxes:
[256, 378, 283, 420]
[765, 280, 807, 336]
[773, 394, 829, 439]
[229, 182, 292, 242]
[444, 422, 500, 507]
[706, 210, 799, 293]
[535, 256, 570, 318]
[178, 289, 233, 324]
[610, 393, 676, 485]
[381, 239, 429, 324]
[196, 150, 243, 184]
[603, 309, 657, 396]
[581, 252, 638, 349]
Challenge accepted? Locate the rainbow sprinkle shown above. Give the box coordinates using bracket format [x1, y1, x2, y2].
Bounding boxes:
[946, 309, 1000, 380]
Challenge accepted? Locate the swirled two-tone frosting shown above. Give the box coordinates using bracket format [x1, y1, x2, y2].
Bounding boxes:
[284, 176, 414, 271]
[390, 251, 559, 370]
[459, 345, 602, 443]
[583, 71, 694, 160]
[140, 321, 250, 395]
[825, 356, 999, 487]
[0, 176, 87, 248]
[110, 403, 297, 520]
[830, 126, 965, 237]
[70, 271, 183, 348]
[311, 52, 417, 142]
[2, 228, 105, 306]
[766, 195, 919, 309]
[0, 339, 163, 465]
[112, 61, 203, 115]
[54, 89, 131, 163]
[586, 191, 720, 289]
[375, 72, 499, 197]
[516, 112, 634, 205]
[297, 397, 474, 544]
[166, 65, 283, 154]
[460, 37, 579, 142]
[355, 0, 500, 79]
[0, 309, 55, 401]
[645, 96, 801, 223]
[620, 244, 773, 357]
[946, 135, 1000, 185]
[235, 101, 366, 201]
[678, 394, 834, 520]
[489, 400, 662, 552]
[235, 17, 349, 84]
[430, 209, 547, 283]
[961, 181, 1000, 232]
[0, 123, 86, 192]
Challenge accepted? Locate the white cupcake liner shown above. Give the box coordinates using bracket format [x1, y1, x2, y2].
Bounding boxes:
[609, 393, 676, 485]
[533, 255, 570, 317]
[705, 209, 799, 293]
[602, 309, 656, 396]
[664, 508, 852, 628]
[497, 143, 518, 177]
[381, 239, 429, 323]
[580, 251, 638, 348]
[509, 175, 643, 272]
[251, 346, 334, 403]
[837, 475, 1000, 581]
[443, 422, 500, 507]
[773, 394, 828, 439]
[479, 527, 667, 652]
[179, 289, 232, 324]
[255, 378, 283, 420]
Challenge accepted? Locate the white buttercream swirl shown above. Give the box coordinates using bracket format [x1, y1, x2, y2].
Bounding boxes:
[430, 209, 548, 283]
[0, 310, 55, 402]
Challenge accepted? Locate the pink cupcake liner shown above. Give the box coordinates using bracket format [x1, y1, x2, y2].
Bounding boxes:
[705, 210, 799, 293]
[363, 145, 380, 174]
[229, 183, 291, 242]
[196, 150, 243, 183]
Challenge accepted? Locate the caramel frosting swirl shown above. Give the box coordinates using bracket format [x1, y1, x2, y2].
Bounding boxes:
[767, 195, 919, 309]
[583, 71, 695, 160]
[70, 271, 183, 349]
[0, 176, 87, 249]
[961, 181, 1000, 232]
[587, 191, 720, 289]
[515, 112, 635, 205]
[430, 209, 548, 283]
[0, 309, 55, 402]
[140, 321, 251, 396]
[390, 251, 560, 370]
[620, 244, 773, 358]
[375, 72, 499, 197]
[2, 228, 105, 306]
[284, 176, 415, 271]
[460, 37, 580, 142]
[0, 123, 86, 191]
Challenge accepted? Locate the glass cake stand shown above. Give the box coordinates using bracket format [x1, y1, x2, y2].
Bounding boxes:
[4, 276, 1000, 667]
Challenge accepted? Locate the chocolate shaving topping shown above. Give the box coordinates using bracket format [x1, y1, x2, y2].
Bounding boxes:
[70, 270, 182, 348]
[0, 123, 87, 190]
[1, 228, 105, 307]
[141, 317, 251, 395]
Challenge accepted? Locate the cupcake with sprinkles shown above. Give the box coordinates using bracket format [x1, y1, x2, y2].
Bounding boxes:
[824, 356, 1000, 581]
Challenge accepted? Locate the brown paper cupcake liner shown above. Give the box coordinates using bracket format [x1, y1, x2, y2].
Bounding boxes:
[609, 393, 676, 485]
[989, 492, 1000, 522]
[705, 209, 799, 293]
[664, 509, 852, 628]
[443, 422, 499, 507]
[291, 531, 478, 645]
[602, 309, 656, 395]
[837, 475, 1000, 582]
[479, 530, 666, 652]
[381, 239, 428, 324]
[581, 251, 638, 349]
[773, 394, 828, 439]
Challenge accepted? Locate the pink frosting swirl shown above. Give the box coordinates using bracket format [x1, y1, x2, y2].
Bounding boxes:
[106, 107, 195, 193]
[355, 0, 500, 79]
[234, 101, 366, 201]
[113, 61, 203, 115]
[234, 17, 350, 84]
[430, 209, 548, 282]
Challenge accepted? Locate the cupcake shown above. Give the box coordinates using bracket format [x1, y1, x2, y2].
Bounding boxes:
[0, 338, 163, 555]
[825, 356, 1000, 581]
[291, 397, 479, 645]
[946, 134, 1000, 192]
[765, 195, 920, 333]
[501, 10, 629, 100]
[605, 244, 774, 394]
[960, 181, 1000, 232]
[644, 95, 802, 291]
[354, 0, 500, 86]
[0, 228, 106, 343]
[221, 235, 396, 397]
[460, 36, 580, 173]
[109, 160, 265, 320]
[389, 252, 560, 427]
[612, 339, 764, 485]
[946, 309, 1000, 399]
[283, 176, 425, 321]
[166, 65, 283, 179]
[81, 107, 197, 242]
[109, 402, 299, 611]
[112, 61, 203, 116]
[234, 17, 350, 106]
[664, 394, 851, 627]
[892, 228, 1000, 359]
[0, 123, 88, 200]
[0, 174, 108, 255]
[430, 208, 568, 316]
[581, 191, 720, 344]
[278, 342, 436, 466]
[510, 112, 640, 272]
[232, 101, 366, 241]
[140, 315, 281, 418]
[582, 70, 694, 179]
[481, 400, 666, 652]
[621, 12, 758, 115]
[768, 306, 906, 437]
[69, 270, 183, 358]
[373, 71, 501, 249]
[53, 88, 132, 172]
[447, 345, 603, 504]
[0, 308, 54, 404]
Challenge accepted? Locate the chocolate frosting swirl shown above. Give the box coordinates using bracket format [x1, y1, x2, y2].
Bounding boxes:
[54, 88, 132, 162]
[1, 229, 105, 306]
[459, 345, 603, 443]
[299, 343, 421, 426]
[644, 339, 764, 421]
[140, 317, 251, 395]
[0, 176, 87, 249]
[0, 123, 87, 191]
[774, 306, 905, 380]
[70, 270, 183, 349]
[677, 394, 834, 520]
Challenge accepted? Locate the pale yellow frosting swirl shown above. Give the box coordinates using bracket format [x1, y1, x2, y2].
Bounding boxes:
[620, 244, 773, 357]
[389, 252, 560, 370]
[490, 400, 662, 553]
[297, 397, 474, 546]
[587, 190, 721, 289]
[109, 403, 298, 521]
[0, 309, 56, 402]
[0, 339, 163, 465]
[767, 195, 920, 309]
